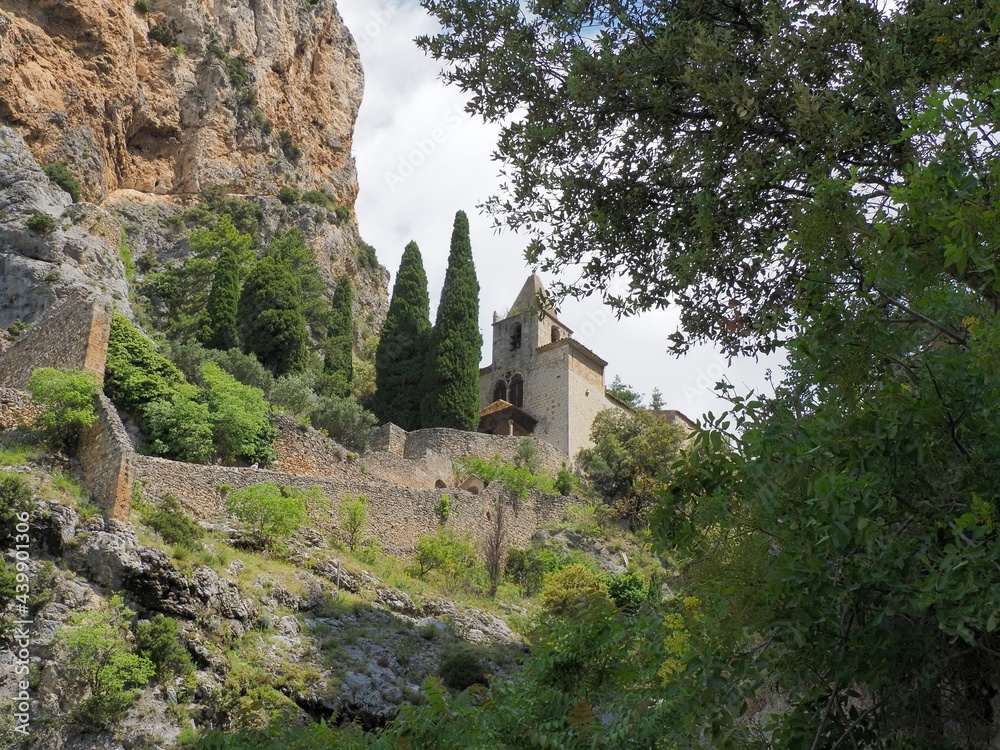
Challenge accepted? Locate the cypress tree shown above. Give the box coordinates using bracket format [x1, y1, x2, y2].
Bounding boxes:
[322, 275, 354, 397]
[373, 241, 431, 430]
[420, 211, 482, 430]
[237, 256, 309, 376]
[203, 245, 240, 351]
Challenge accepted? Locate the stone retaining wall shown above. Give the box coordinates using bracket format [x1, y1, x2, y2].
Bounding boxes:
[0, 387, 40, 429]
[77, 393, 133, 520]
[0, 292, 111, 389]
[133, 454, 566, 552]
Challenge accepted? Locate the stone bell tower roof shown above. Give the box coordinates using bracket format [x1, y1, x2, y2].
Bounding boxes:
[509, 273, 552, 316]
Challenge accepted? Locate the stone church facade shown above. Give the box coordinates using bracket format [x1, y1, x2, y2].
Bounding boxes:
[478, 274, 630, 458]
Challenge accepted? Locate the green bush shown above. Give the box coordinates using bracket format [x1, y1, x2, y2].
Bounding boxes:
[42, 162, 82, 202]
[436, 493, 452, 523]
[456, 454, 554, 500]
[142, 393, 213, 463]
[56, 595, 156, 731]
[606, 572, 648, 612]
[134, 0, 151, 13]
[279, 130, 301, 165]
[201, 362, 277, 465]
[148, 21, 177, 47]
[25, 212, 56, 235]
[412, 528, 475, 578]
[336, 494, 368, 551]
[333, 204, 350, 224]
[0, 474, 33, 545]
[0, 561, 16, 626]
[169, 342, 275, 395]
[302, 189, 335, 209]
[554, 465, 578, 496]
[27, 367, 99, 452]
[269, 374, 319, 419]
[504, 547, 563, 596]
[135, 614, 194, 681]
[225, 483, 310, 548]
[355, 241, 380, 271]
[105, 313, 188, 413]
[310, 394, 377, 453]
[6, 320, 31, 338]
[142, 494, 204, 548]
[540, 564, 613, 617]
[437, 644, 488, 692]
[277, 186, 301, 206]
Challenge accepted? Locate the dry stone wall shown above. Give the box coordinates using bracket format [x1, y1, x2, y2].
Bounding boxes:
[133, 454, 566, 553]
[0, 292, 111, 389]
[77, 393, 133, 521]
[0, 388, 40, 429]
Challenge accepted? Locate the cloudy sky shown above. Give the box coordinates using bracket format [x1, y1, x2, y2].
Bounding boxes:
[335, 0, 784, 423]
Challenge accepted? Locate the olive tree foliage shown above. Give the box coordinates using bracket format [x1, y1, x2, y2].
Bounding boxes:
[225, 482, 313, 548]
[418, 0, 1000, 357]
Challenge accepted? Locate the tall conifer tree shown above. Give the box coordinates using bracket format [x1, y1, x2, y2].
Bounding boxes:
[322, 275, 354, 398]
[203, 244, 240, 351]
[237, 256, 309, 376]
[420, 211, 482, 430]
[373, 241, 431, 429]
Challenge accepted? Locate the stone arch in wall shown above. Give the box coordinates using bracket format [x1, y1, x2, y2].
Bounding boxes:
[493, 380, 507, 402]
[510, 323, 522, 351]
[551, 326, 562, 342]
[435, 479, 447, 489]
[509, 374, 524, 408]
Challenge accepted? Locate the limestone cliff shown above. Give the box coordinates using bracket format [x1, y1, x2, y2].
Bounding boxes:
[0, 0, 387, 336]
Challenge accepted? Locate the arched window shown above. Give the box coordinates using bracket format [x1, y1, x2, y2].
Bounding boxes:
[510, 323, 522, 351]
[493, 380, 508, 402]
[509, 374, 524, 408]
[551, 327, 562, 342]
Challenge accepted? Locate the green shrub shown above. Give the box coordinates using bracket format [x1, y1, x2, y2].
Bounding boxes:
[555, 464, 578, 495]
[355, 241, 379, 271]
[310, 394, 377, 453]
[412, 528, 475, 578]
[29, 562, 56, 615]
[142, 393, 213, 463]
[0, 561, 16, 623]
[333, 204, 350, 224]
[225, 483, 310, 548]
[143, 494, 204, 548]
[437, 644, 488, 692]
[224, 52, 251, 89]
[135, 614, 194, 681]
[201, 362, 276, 465]
[436, 493, 452, 523]
[540, 564, 613, 617]
[56, 595, 156, 731]
[277, 186, 301, 206]
[148, 21, 177, 47]
[27, 367, 99, 452]
[270, 374, 319, 419]
[105, 313, 188, 413]
[606, 572, 648, 612]
[134, 0, 151, 13]
[42, 162, 82, 202]
[456, 454, 554, 499]
[169, 342, 275, 395]
[6, 320, 31, 338]
[279, 130, 301, 165]
[336, 494, 368, 551]
[504, 547, 562, 596]
[25, 212, 56, 235]
[302, 189, 335, 209]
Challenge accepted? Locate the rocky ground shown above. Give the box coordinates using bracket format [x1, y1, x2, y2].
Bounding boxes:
[0, 455, 527, 749]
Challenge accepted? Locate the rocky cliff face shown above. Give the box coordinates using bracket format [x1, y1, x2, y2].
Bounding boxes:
[0, 0, 387, 333]
[0, 0, 362, 203]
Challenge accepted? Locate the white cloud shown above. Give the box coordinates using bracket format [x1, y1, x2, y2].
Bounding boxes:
[335, 0, 783, 423]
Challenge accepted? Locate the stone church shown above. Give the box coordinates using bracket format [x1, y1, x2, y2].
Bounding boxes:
[478, 274, 630, 458]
